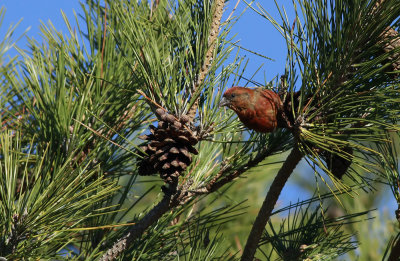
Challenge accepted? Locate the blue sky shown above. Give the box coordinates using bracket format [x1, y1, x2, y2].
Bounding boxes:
[1, 0, 396, 214]
[0, 0, 292, 82]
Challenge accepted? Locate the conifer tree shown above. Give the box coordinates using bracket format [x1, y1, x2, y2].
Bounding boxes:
[0, 0, 400, 260]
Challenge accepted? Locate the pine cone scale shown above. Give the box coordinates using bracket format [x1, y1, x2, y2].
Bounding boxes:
[138, 110, 199, 185]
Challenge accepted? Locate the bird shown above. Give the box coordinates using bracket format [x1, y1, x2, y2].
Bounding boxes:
[220, 87, 352, 179]
[219, 86, 283, 133]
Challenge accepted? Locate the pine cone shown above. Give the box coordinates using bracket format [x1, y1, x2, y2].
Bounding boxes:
[380, 26, 400, 73]
[280, 91, 301, 128]
[321, 146, 353, 179]
[373, 0, 400, 74]
[138, 108, 198, 185]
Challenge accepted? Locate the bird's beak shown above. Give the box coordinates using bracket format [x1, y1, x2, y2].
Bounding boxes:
[219, 97, 230, 107]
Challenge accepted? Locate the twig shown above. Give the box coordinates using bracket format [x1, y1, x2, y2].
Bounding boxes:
[100, 1, 107, 87]
[225, 0, 241, 22]
[187, 0, 225, 120]
[205, 148, 273, 193]
[137, 89, 166, 111]
[72, 119, 133, 154]
[302, 71, 332, 113]
[150, 0, 160, 19]
[241, 145, 303, 261]
[176, 143, 277, 197]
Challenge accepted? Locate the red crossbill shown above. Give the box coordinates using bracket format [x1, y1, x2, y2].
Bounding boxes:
[220, 86, 283, 132]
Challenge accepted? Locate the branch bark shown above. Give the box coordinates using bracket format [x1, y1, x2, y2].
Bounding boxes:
[388, 235, 400, 261]
[241, 145, 303, 261]
[187, 0, 224, 120]
[99, 183, 178, 261]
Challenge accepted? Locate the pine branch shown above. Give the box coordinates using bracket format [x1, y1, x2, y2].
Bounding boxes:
[187, 0, 225, 120]
[189, 147, 277, 195]
[99, 199, 170, 260]
[388, 236, 400, 261]
[100, 136, 282, 259]
[241, 145, 303, 261]
[99, 181, 178, 261]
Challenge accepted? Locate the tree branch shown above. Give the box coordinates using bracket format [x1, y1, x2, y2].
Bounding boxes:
[187, 0, 224, 120]
[206, 148, 275, 193]
[99, 182, 178, 261]
[388, 235, 400, 261]
[241, 145, 303, 261]
[99, 140, 282, 260]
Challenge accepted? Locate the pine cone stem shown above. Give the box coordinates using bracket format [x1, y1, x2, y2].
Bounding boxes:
[241, 145, 303, 261]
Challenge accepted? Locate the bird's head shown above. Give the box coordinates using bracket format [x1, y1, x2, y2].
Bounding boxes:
[219, 87, 252, 112]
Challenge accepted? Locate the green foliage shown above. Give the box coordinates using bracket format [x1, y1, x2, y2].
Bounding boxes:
[0, 130, 118, 259]
[251, 0, 400, 197]
[0, 0, 400, 260]
[263, 203, 367, 261]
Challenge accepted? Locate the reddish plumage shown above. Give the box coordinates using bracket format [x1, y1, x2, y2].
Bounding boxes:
[220, 87, 283, 133]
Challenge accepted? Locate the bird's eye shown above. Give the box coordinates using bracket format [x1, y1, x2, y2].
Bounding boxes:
[231, 93, 236, 98]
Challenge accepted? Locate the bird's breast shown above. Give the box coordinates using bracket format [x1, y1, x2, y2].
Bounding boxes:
[237, 106, 277, 133]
